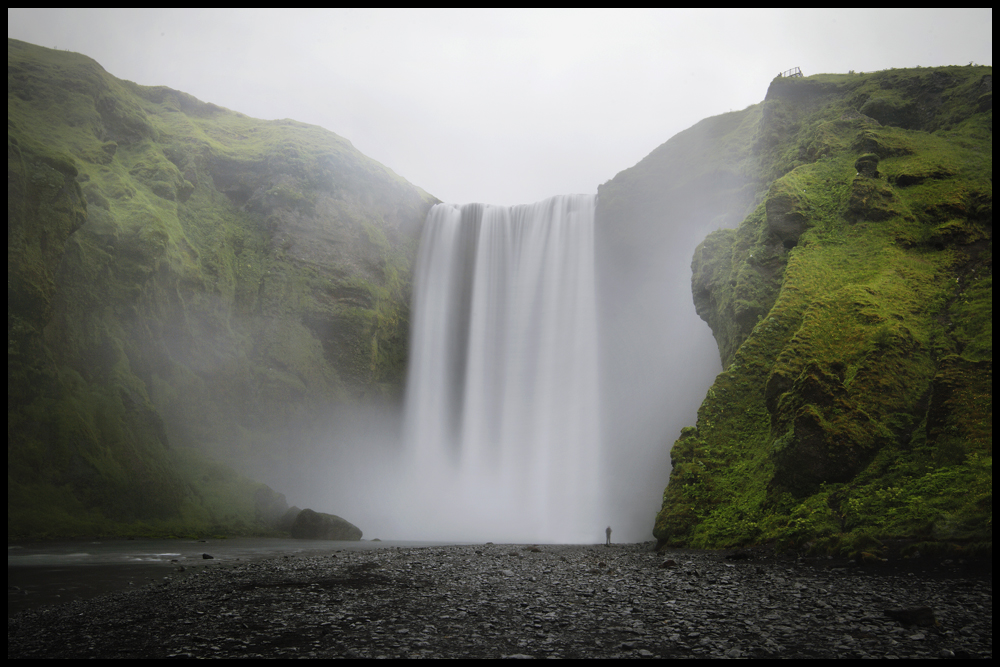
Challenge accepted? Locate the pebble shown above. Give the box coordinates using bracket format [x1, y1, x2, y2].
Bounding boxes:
[6, 543, 992, 659]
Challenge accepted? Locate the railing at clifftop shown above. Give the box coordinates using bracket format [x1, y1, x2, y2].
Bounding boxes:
[778, 67, 803, 78]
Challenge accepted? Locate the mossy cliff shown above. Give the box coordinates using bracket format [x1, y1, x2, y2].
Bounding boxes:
[8, 39, 435, 538]
[639, 67, 991, 554]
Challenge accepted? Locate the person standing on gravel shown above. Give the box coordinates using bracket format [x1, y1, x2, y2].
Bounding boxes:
[606, 526, 612, 546]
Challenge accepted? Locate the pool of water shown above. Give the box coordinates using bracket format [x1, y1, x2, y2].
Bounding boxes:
[8, 537, 465, 617]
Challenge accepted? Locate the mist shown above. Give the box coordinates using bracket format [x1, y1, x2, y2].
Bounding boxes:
[258, 185, 727, 545]
[8, 9, 991, 206]
[598, 216, 725, 542]
[7, 9, 991, 543]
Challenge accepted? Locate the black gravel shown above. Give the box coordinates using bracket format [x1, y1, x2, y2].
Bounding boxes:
[7, 542, 992, 659]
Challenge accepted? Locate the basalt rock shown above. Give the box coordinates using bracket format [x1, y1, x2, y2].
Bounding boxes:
[765, 188, 810, 249]
[854, 153, 880, 178]
[289, 508, 362, 541]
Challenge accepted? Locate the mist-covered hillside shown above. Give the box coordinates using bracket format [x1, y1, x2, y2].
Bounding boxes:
[640, 67, 992, 555]
[8, 39, 435, 538]
[8, 37, 991, 551]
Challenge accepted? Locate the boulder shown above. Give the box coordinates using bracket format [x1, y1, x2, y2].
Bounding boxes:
[289, 508, 363, 541]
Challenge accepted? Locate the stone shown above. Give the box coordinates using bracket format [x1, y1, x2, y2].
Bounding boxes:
[765, 191, 809, 249]
[855, 153, 880, 178]
[289, 508, 362, 541]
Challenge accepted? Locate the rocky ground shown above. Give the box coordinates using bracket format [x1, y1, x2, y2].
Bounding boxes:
[7, 542, 992, 659]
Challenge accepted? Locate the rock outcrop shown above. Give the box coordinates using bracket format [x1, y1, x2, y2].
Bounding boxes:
[289, 508, 363, 541]
[650, 66, 992, 554]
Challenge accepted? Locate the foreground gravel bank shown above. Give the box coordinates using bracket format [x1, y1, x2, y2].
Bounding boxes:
[8, 542, 992, 658]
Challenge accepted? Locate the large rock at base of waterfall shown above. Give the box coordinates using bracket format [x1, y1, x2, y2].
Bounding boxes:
[289, 508, 363, 541]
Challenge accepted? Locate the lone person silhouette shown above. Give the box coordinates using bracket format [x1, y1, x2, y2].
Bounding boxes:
[605, 525, 612, 546]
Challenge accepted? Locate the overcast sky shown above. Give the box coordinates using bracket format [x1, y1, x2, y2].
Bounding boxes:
[8, 8, 993, 206]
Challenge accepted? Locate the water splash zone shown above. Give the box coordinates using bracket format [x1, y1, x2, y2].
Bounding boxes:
[402, 194, 603, 542]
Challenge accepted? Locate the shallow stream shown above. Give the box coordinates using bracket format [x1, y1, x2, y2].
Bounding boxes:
[8, 538, 461, 616]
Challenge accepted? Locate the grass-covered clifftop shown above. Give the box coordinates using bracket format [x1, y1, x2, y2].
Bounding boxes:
[8, 39, 436, 538]
[650, 66, 991, 556]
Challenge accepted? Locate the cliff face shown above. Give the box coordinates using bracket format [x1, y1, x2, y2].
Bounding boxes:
[595, 103, 765, 537]
[8, 39, 992, 548]
[8, 39, 435, 537]
[652, 67, 992, 554]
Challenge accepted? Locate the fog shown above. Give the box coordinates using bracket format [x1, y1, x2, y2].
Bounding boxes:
[7, 9, 992, 542]
[7, 9, 991, 206]
[266, 191, 724, 544]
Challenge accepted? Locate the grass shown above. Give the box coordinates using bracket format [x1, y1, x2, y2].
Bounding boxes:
[8, 38, 434, 539]
[653, 65, 992, 554]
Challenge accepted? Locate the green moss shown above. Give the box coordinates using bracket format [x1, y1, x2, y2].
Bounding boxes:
[654, 65, 992, 553]
[8, 38, 434, 538]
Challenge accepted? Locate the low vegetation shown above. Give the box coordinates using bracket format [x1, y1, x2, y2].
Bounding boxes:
[8, 39, 434, 539]
[653, 66, 992, 556]
[8, 40, 990, 551]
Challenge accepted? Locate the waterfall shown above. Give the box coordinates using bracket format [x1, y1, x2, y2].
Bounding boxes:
[402, 194, 603, 543]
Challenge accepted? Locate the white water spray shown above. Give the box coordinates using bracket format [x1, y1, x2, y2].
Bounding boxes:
[400, 194, 603, 543]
